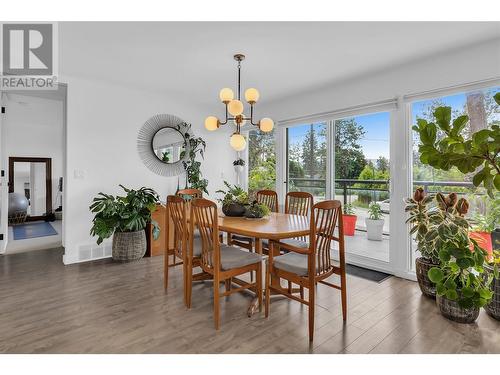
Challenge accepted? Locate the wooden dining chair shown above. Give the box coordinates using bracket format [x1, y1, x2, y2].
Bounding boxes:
[190, 198, 263, 329]
[164, 195, 210, 307]
[176, 188, 203, 199]
[265, 200, 347, 342]
[164, 195, 188, 293]
[256, 189, 279, 213]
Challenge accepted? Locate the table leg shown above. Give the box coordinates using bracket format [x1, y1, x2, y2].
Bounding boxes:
[247, 238, 263, 317]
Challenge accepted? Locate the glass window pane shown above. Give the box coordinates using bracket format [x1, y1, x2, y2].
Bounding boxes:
[410, 86, 500, 269]
[286, 122, 327, 201]
[247, 129, 276, 199]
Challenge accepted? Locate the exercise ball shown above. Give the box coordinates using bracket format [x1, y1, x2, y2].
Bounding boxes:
[8, 192, 29, 215]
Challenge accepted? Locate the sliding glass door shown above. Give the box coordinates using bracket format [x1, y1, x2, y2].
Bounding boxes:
[285, 122, 327, 201]
[334, 112, 391, 264]
[284, 113, 392, 271]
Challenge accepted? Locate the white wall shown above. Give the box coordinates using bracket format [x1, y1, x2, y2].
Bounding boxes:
[61, 75, 236, 264]
[261, 38, 500, 120]
[2, 94, 64, 216]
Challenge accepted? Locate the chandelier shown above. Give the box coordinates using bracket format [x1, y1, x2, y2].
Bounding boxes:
[204, 54, 274, 151]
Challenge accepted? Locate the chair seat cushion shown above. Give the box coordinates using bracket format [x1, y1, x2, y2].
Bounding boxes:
[231, 234, 254, 244]
[273, 252, 314, 276]
[220, 244, 262, 270]
[279, 238, 309, 249]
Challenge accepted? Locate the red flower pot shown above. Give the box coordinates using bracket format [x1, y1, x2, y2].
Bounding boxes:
[343, 215, 357, 236]
[469, 231, 493, 256]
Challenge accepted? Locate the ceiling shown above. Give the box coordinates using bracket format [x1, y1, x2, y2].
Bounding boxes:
[59, 22, 500, 108]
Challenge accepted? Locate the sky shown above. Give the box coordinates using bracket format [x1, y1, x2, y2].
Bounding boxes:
[288, 111, 390, 160]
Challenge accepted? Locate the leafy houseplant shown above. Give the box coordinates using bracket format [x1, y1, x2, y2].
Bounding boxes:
[425, 193, 493, 323]
[342, 203, 357, 236]
[181, 123, 208, 194]
[90, 185, 160, 261]
[244, 201, 271, 219]
[406, 187, 440, 297]
[233, 158, 245, 174]
[365, 202, 384, 241]
[484, 250, 500, 320]
[412, 105, 500, 198]
[216, 181, 249, 217]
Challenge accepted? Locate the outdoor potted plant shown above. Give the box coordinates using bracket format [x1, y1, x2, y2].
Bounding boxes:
[90, 185, 160, 261]
[470, 193, 499, 257]
[244, 200, 271, 219]
[484, 250, 500, 320]
[427, 193, 493, 323]
[233, 158, 245, 174]
[470, 213, 494, 256]
[216, 181, 249, 217]
[342, 203, 357, 236]
[365, 202, 384, 241]
[406, 187, 440, 298]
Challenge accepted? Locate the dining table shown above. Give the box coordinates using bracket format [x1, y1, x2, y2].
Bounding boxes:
[217, 209, 310, 316]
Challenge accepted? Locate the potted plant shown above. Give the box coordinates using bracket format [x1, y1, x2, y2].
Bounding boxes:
[406, 187, 440, 298]
[470, 213, 494, 256]
[484, 250, 500, 320]
[233, 158, 245, 174]
[365, 202, 384, 241]
[181, 124, 209, 194]
[342, 203, 357, 236]
[216, 181, 249, 217]
[244, 201, 271, 219]
[426, 193, 493, 323]
[90, 185, 160, 261]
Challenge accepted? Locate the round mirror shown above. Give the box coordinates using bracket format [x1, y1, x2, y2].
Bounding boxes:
[152, 127, 186, 164]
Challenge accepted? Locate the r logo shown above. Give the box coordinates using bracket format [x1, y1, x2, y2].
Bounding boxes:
[2, 23, 53, 76]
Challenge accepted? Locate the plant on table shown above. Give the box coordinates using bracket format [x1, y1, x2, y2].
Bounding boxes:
[90, 185, 160, 261]
[244, 200, 271, 219]
[216, 181, 249, 217]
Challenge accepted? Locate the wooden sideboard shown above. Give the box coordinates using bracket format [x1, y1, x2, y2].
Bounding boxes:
[146, 203, 175, 257]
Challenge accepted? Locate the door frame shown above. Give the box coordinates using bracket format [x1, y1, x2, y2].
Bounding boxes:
[278, 108, 399, 276]
[8, 156, 52, 222]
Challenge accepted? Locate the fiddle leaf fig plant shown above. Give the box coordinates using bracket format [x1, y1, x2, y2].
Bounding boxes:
[412, 106, 500, 198]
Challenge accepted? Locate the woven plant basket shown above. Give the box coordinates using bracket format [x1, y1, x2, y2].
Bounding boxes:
[484, 265, 500, 321]
[8, 210, 27, 225]
[112, 230, 147, 262]
[436, 295, 480, 324]
[415, 257, 438, 299]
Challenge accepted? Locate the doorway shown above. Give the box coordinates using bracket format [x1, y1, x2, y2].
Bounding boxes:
[282, 109, 394, 274]
[0, 87, 66, 255]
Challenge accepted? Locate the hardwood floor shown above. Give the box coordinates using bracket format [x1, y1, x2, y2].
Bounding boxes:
[0, 248, 498, 354]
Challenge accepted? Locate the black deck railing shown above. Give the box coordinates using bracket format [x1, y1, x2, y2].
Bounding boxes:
[288, 177, 477, 205]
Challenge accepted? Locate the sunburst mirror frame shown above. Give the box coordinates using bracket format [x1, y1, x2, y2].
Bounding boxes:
[137, 114, 193, 177]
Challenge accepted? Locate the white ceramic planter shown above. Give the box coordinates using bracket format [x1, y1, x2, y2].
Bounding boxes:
[234, 165, 244, 174]
[365, 218, 384, 241]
